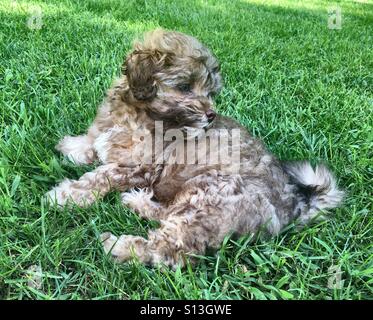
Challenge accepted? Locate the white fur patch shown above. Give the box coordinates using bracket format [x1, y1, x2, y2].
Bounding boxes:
[93, 126, 124, 163]
[286, 162, 332, 188]
[121, 188, 154, 209]
[285, 161, 344, 214]
[56, 135, 94, 165]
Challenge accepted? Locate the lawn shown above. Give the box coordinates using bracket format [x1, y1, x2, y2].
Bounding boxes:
[0, 0, 372, 300]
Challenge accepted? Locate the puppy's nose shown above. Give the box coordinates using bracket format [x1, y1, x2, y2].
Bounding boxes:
[206, 109, 216, 122]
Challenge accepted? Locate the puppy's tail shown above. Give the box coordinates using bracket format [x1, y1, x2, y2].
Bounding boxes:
[283, 161, 344, 224]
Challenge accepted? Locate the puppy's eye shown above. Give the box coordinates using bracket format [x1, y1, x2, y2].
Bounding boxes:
[177, 83, 192, 93]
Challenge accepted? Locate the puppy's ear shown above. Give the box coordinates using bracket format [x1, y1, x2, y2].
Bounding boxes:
[122, 50, 168, 101]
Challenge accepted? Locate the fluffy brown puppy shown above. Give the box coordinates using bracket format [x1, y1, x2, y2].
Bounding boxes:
[46, 29, 344, 268]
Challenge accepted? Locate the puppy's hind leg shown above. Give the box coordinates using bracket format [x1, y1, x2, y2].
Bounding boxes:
[100, 233, 152, 264]
[101, 211, 210, 268]
[121, 188, 167, 221]
[101, 230, 184, 268]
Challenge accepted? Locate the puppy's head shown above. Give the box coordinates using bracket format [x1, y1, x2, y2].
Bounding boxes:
[123, 29, 222, 129]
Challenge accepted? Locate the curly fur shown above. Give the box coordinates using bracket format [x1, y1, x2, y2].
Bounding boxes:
[46, 29, 344, 268]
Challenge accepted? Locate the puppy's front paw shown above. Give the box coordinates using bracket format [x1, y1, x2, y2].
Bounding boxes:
[121, 188, 153, 210]
[56, 135, 96, 165]
[44, 179, 96, 207]
[44, 179, 74, 207]
[100, 232, 145, 263]
[100, 232, 128, 262]
[100, 232, 118, 254]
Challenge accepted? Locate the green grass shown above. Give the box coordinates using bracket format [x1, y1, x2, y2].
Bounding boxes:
[0, 0, 372, 300]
